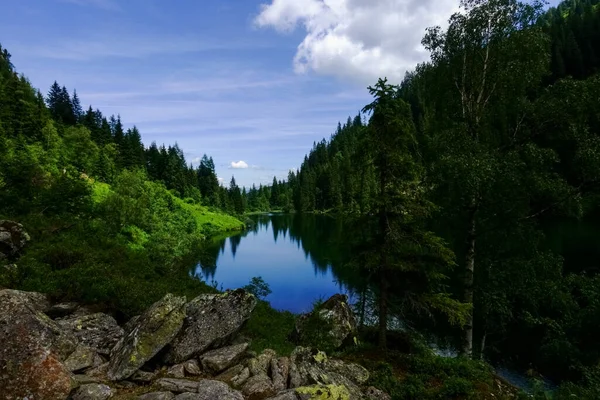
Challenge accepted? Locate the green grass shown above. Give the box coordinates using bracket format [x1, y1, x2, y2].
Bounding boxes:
[174, 196, 245, 236]
[241, 300, 297, 355]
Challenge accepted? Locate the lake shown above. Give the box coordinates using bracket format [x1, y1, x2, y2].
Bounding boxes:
[192, 213, 357, 313]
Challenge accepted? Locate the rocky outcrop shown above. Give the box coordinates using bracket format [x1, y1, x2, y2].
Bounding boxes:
[0, 289, 77, 400]
[0, 288, 383, 400]
[64, 345, 104, 372]
[0, 220, 30, 260]
[164, 290, 257, 364]
[201, 343, 249, 374]
[107, 294, 186, 381]
[70, 383, 114, 400]
[288, 347, 368, 400]
[196, 379, 244, 400]
[138, 393, 175, 400]
[293, 294, 357, 350]
[57, 312, 125, 355]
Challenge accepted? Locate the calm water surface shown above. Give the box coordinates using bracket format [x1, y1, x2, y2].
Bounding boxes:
[193, 214, 356, 313]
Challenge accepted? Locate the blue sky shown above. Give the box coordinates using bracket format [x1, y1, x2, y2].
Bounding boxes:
[0, 0, 561, 188]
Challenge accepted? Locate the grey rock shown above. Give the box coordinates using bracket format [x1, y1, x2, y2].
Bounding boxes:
[0, 288, 51, 313]
[156, 378, 199, 393]
[200, 342, 249, 374]
[47, 302, 80, 318]
[271, 357, 290, 392]
[107, 294, 186, 381]
[57, 312, 125, 355]
[242, 374, 276, 400]
[167, 363, 186, 378]
[293, 294, 357, 350]
[183, 359, 202, 376]
[265, 391, 299, 400]
[64, 345, 103, 372]
[193, 380, 244, 400]
[131, 370, 158, 383]
[70, 383, 115, 400]
[288, 347, 367, 400]
[138, 392, 175, 400]
[85, 362, 109, 379]
[164, 290, 256, 364]
[0, 289, 77, 400]
[231, 367, 250, 387]
[73, 374, 102, 385]
[268, 385, 353, 400]
[248, 348, 277, 377]
[0, 220, 30, 260]
[365, 386, 392, 400]
[123, 315, 141, 333]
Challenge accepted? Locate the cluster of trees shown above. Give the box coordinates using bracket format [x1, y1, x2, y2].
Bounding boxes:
[266, 0, 600, 393]
[0, 42, 246, 316]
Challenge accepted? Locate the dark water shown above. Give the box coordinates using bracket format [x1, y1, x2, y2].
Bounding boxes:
[192, 213, 599, 392]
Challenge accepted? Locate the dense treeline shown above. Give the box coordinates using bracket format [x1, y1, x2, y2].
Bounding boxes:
[0, 43, 243, 316]
[270, 0, 600, 395]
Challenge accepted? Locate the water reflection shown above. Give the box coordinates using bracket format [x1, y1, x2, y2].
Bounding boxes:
[193, 214, 357, 313]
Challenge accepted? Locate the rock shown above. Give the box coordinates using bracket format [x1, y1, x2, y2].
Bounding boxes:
[0, 220, 30, 260]
[183, 359, 202, 376]
[47, 302, 81, 318]
[242, 374, 276, 400]
[156, 378, 199, 393]
[70, 383, 115, 400]
[131, 370, 158, 383]
[231, 367, 251, 387]
[0, 289, 77, 400]
[107, 294, 186, 381]
[138, 393, 176, 400]
[57, 312, 124, 356]
[293, 294, 357, 350]
[64, 345, 103, 372]
[85, 362, 110, 379]
[327, 359, 369, 385]
[124, 315, 141, 333]
[200, 343, 249, 374]
[248, 349, 277, 376]
[0, 288, 51, 313]
[265, 392, 299, 400]
[295, 384, 351, 399]
[164, 290, 256, 364]
[288, 347, 367, 400]
[193, 380, 244, 400]
[167, 363, 187, 378]
[73, 374, 102, 384]
[364, 386, 391, 400]
[271, 357, 290, 392]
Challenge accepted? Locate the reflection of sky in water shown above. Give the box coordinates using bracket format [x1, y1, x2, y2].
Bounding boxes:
[193, 219, 350, 314]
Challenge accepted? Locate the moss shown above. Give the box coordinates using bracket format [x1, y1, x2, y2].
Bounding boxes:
[295, 384, 350, 400]
[313, 351, 328, 364]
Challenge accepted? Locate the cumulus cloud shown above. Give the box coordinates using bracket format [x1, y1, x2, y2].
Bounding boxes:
[230, 160, 249, 169]
[255, 0, 459, 84]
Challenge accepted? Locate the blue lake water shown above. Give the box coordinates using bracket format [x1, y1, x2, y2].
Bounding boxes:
[192, 214, 353, 313]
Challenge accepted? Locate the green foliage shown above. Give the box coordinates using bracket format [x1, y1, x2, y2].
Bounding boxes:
[242, 276, 272, 300]
[293, 298, 339, 354]
[241, 300, 296, 355]
[367, 355, 497, 400]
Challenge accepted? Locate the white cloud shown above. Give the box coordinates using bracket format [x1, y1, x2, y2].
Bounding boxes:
[230, 160, 249, 169]
[255, 0, 459, 84]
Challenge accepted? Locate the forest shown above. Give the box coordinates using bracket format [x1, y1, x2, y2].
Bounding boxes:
[1, 0, 600, 398]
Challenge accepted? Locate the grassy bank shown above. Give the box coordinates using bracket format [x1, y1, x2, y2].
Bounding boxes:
[0, 170, 244, 319]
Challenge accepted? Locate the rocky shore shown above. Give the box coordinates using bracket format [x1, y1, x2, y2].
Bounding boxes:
[0, 287, 390, 400]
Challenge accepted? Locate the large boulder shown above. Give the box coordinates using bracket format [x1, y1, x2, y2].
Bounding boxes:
[293, 294, 357, 350]
[200, 343, 249, 374]
[107, 294, 186, 381]
[164, 290, 257, 364]
[57, 312, 125, 355]
[288, 347, 368, 400]
[0, 220, 30, 260]
[64, 345, 104, 372]
[241, 374, 276, 400]
[0, 289, 77, 400]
